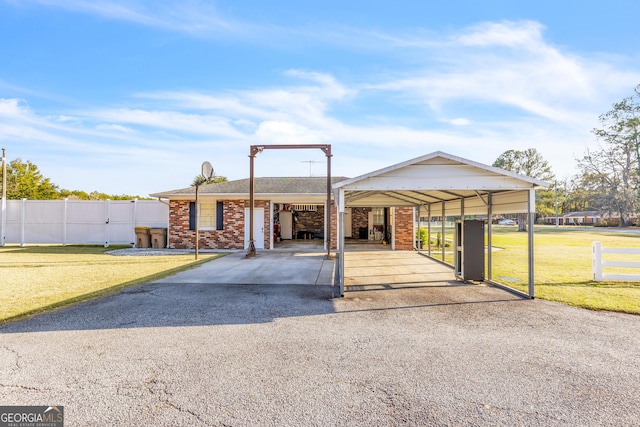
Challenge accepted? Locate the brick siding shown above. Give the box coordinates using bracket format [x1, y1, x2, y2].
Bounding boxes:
[168, 199, 270, 250]
[394, 207, 415, 250]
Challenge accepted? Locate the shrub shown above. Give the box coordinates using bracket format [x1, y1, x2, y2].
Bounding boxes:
[594, 219, 621, 227]
[416, 227, 428, 247]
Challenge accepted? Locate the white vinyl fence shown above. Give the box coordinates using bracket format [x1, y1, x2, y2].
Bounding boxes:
[0, 199, 168, 247]
[592, 241, 640, 282]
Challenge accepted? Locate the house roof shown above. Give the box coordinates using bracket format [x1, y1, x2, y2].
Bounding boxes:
[562, 211, 602, 218]
[150, 176, 349, 199]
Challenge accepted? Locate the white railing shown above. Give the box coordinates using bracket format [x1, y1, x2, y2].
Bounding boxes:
[592, 241, 640, 282]
[0, 198, 168, 247]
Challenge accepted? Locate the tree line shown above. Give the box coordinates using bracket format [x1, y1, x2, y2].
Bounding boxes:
[493, 84, 640, 227]
[0, 158, 150, 200]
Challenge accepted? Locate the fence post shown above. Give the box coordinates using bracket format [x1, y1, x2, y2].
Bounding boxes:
[104, 199, 110, 248]
[20, 198, 26, 246]
[63, 198, 68, 246]
[131, 198, 137, 247]
[592, 241, 603, 282]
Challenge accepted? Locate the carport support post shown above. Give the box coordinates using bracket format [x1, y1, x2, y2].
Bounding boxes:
[338, 188, 345, 296]
[441, 201, 445, 260]
[487, 192, 493, 281]
[528, 189, 535, 297]
[427, 204, 431, 257]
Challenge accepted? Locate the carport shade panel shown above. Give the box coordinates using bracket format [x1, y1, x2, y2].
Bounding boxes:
[342, 189, 530, 215]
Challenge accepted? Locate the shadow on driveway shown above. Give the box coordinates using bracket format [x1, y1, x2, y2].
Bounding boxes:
[1, 250, 526, 334]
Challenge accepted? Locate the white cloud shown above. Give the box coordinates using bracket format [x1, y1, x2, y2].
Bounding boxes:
[367, 21, 640, 127]
[14, 0, 251, 37]
[455, 21, 546, 48]
[1, 18, 639, 195]
[441, 118, 471, 126]
[0, 98, 26, 116]
[255, 120, 328, 144]
[95, 123, 135, 133]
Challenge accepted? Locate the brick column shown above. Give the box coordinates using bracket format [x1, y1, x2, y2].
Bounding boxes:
[394, 207, 415, 250]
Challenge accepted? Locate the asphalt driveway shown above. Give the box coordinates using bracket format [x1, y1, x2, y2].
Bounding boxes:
[1, 250, 639, 426]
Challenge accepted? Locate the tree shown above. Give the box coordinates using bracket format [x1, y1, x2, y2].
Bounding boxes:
[191, 173, 227, 187]
[493, 148, 555, 182]
[493, 148, 555, 230]
[3, 158, 59, 200]
[577, 84, 640, 226]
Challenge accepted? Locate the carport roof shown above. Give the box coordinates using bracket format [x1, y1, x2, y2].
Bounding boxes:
[332, 151, 550, 215]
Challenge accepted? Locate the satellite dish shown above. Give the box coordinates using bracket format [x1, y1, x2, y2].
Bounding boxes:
[201, 161, 214, 180]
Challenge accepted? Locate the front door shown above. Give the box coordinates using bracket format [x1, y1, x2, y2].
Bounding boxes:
[244, 208, 265, 249]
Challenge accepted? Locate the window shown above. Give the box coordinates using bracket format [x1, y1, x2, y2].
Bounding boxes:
[199, 203, 216, 229]
[372, 207, 385, 225]
[189, 201, 224, 230]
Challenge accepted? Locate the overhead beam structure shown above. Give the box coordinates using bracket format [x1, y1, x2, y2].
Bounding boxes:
[247, 144, 332, 258]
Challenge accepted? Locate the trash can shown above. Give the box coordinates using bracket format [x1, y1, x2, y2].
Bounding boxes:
[150, 228, 167, 249]
[134, 226, 151, 248]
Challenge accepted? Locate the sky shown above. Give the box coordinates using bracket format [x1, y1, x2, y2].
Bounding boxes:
[1, 0, 639, 197]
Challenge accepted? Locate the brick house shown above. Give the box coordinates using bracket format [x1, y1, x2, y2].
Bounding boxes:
[150, 176, 416, 251]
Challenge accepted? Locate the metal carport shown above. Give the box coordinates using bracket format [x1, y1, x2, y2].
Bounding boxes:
[332, 151, 549, 297]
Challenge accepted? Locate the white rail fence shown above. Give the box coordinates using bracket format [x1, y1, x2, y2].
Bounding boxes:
[0, 199, 168, 247]
[592, 241, 640, 282]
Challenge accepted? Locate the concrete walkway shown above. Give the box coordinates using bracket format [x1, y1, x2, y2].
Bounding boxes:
[153, 249, 335, 286]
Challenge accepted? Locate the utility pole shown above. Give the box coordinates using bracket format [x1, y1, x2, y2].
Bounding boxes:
[1, 148, 6, 247]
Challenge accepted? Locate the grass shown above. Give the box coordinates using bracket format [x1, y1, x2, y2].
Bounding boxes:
[0, 245, 226, 323]
[422, 225, 640, 314]
[490, 226, 640, 314]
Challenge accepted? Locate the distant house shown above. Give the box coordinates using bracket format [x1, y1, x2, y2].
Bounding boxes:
[540, 211, 603, 225]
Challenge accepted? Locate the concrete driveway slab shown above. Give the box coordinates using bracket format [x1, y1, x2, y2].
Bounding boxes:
[155, 249, 335, 286]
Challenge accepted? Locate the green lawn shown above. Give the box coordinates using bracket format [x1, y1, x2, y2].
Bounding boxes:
[491, 227, 640, 314]
[0, 245, 225, 323]
[422, 225, 640, 314]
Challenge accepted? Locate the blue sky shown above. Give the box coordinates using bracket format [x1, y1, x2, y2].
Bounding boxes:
[1, 0, 639, 196]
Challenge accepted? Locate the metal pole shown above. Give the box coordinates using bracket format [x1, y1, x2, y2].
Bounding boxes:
[441, 201, 445, 260]
[195, 184, 199, 260]
[554, 181, 559, 228]
[416, 204, 421, 251]
[246, 149, 256, 257]
[528, 189, 535, 298]
[427, 204, 431, 257]
[487, 192, 493, 280]
[326, 146, 332, 259]
[1, 148, 6, 247]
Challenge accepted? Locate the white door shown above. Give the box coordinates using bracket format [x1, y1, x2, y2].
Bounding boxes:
[279, 211, 293, 239]
[344, 207, 352, 238]
[244, 208, 264, 249]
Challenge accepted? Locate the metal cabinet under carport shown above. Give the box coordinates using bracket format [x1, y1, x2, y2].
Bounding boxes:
[455, 220, 484, 281]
